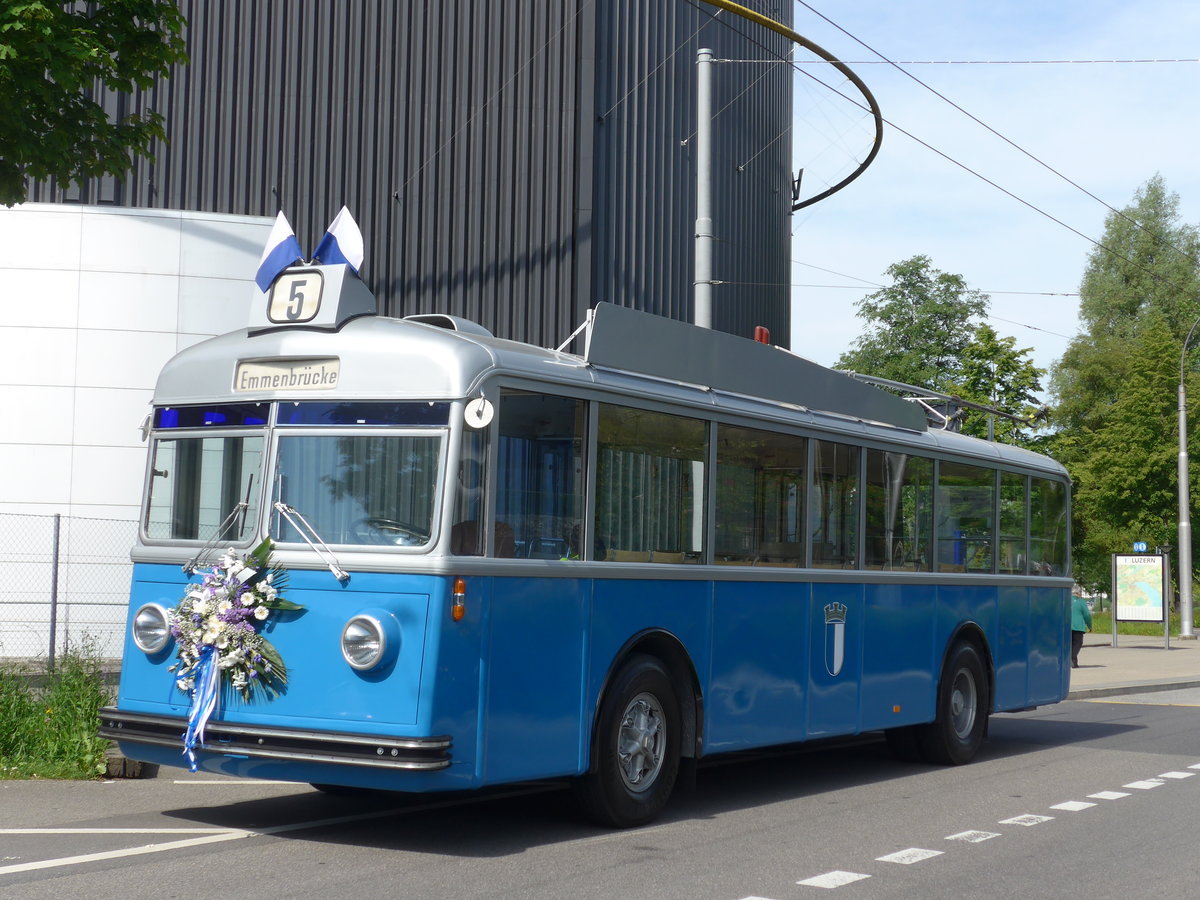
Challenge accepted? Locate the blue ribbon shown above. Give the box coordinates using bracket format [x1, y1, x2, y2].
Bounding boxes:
[181, 644, 221, 772]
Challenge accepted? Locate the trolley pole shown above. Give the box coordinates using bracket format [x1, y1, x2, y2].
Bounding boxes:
[694, 48, 714, 329]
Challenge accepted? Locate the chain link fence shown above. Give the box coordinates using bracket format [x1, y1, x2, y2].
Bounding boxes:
[0, 512, 137, 666]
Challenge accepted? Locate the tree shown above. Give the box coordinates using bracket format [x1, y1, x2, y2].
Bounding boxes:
[1050, 176, 1200, 593]
[1060, 313, 1181, 593]
[835, 255, 1045, 445]
[836, 255, 988, 389]
[1052, 176, 1200, 434]
[953, 323, 1045, 446]
[0, 1, 187, 206]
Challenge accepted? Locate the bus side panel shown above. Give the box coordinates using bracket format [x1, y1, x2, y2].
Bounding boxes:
[993, 585, 1032, 711]
[860, 582, 936, 732]
[706, 579, 810, 753]
[1028, 585, 1070, 704]
[586, 577, 711, 749]
[479, 575, 589, 784]
[806, 582, 864, 738]
[934, 583, 998, 678]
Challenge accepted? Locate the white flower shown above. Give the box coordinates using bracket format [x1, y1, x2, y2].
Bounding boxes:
[240, 592, 255, 606]
[217, 600, 233, 614]
[202, 623, 222, 644]
[253, 604, 270, 621]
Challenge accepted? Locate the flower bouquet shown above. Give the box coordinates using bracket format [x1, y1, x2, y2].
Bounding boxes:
[167, 538, 302, 768]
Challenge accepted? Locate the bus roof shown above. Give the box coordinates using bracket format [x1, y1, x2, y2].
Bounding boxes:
[153, 297, 1067, 480]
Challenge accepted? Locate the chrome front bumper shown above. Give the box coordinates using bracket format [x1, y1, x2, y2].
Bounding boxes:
[98, 707, 452, 771]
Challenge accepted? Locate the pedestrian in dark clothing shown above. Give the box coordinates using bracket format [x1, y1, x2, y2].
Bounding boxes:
[1071, 594, 1093, 668]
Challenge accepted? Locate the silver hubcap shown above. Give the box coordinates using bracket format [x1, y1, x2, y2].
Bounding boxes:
[949, 668, 978, 740]
[617, 691, 666, 793]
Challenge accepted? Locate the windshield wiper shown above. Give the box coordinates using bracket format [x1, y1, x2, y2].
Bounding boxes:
[182, 501, 249, 576]
[272, 502, 350, 583]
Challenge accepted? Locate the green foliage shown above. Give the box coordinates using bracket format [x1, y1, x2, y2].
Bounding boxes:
[1049, 176, 1200, 594]
[835, 254, 1047, 448]
[0, 0, 188, 206]
[836, 255, 989, 388]
[0, 640, 113, 779]
[952, 323, 1045, 445]
[1063, 314, 1180, 591]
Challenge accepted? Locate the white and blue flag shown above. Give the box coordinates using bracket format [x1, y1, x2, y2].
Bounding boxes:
[255, 211, 304, 292]
[312, 205, 365, 273]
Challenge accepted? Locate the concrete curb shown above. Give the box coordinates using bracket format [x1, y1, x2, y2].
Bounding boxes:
[1068, 679, 1200, 700]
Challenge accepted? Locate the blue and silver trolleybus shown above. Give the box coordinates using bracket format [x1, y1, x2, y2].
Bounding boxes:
[102, 266, 1071, 827]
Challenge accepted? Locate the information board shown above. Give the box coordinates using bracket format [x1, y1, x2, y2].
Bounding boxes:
[1112, 554, 1167, 623]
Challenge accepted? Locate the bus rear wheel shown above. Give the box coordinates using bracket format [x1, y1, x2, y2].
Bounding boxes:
[574, 654, 681, 828]
[917, 641, 988, 765]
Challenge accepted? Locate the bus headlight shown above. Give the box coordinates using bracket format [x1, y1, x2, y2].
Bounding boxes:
[340, 612, 398, 671]
[131, 603, 172, 654]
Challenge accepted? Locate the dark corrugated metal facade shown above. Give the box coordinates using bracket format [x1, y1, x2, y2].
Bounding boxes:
[30, 0, 792, 348]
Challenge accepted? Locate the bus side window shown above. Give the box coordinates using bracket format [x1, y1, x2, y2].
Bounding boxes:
[811, 440, 859, 568]
[1031, 477, 1068, 576]
[495, 391, 586, 558]
[714, 424, 805, 566]
[936, 461, 996, 574]
[595, 404, 707, 563]
[451, 428, 488, 556]
[864, 450, 932, 571]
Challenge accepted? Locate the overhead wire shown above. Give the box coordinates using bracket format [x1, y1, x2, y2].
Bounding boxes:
[794, 0, 1200, 270]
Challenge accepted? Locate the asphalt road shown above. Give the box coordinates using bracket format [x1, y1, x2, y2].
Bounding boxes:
[3, 688, 1200, 899]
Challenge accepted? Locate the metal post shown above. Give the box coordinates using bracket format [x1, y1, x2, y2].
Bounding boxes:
[694, 48, 713, 329]
[48, 513, 61, 673]
[1179, 318, 1199, 638]
[1179, 382, 1194, 636]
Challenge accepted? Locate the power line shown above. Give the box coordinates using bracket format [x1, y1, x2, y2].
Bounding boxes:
[794, 0, 1200, 270]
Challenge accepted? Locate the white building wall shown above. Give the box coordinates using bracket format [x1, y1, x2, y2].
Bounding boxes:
[0, 204, 271, 660]
[0, 204, 272, 520]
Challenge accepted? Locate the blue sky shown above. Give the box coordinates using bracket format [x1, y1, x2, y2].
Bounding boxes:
[779, 0, 1200, 379]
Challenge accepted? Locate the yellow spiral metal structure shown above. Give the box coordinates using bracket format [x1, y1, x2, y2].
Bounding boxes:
[694, 0, 882, 210]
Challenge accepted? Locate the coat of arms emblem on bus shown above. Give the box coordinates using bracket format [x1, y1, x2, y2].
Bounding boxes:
[823, 602, 848, 677]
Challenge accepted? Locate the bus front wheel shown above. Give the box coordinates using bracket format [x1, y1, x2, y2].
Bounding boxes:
[917, 641, 988, 765]
[574, 654, 681, 828]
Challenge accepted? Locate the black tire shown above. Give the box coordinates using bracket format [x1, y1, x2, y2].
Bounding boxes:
[573, 654, 681, 828]
[917, 641, 989, 765]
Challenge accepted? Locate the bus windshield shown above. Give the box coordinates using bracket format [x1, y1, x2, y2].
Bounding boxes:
[146, 435, 264, 542]
[271, 433, 443, 547]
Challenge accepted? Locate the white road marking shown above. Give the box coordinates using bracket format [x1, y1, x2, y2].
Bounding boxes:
[1088, 791, 1130, 800]
[945, 830, 1000, 843]
[1158, 771, 1194, 779]
[798, 871, 871, 889]
[0, 831, 252, 876]
[0, 783, 562, 880]
[1050, 801, 1096, 812]
[0, 828, 235, 835]
[876, 848, 943, 864]
[1124, 780, 1165, 790]
[999, 814, 1053, 826]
